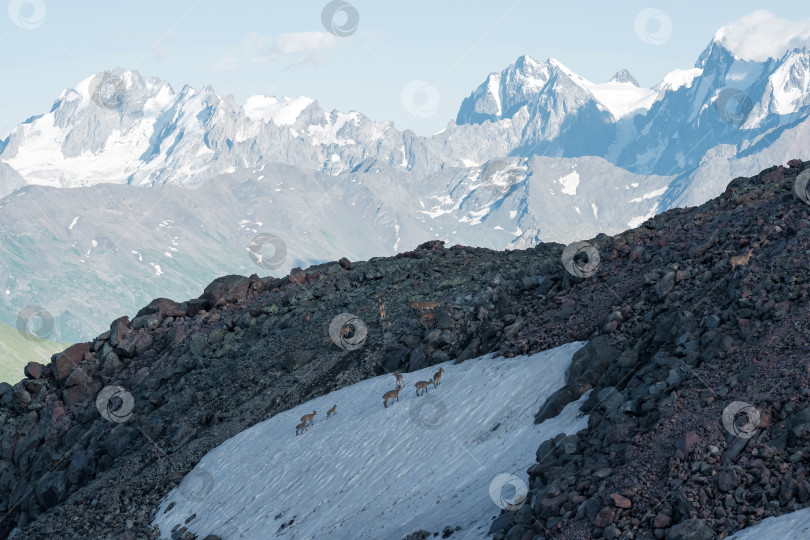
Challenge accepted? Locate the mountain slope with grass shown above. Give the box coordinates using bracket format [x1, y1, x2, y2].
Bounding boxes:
[0, 321, 70, 384]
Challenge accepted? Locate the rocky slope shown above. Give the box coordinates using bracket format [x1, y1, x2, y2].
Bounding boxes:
[1, 161, 810, 539]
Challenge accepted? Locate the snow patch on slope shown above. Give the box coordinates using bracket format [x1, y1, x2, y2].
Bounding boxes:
[154, 342, 590, 540]
[728, 506, 810, 539]
[558, 171, 580, 195]
[243, 96, 315, 126]
[655, 68, 703, 94]
[548, 59, 658, 118]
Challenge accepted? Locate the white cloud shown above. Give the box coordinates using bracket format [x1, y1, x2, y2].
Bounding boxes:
[243, 31, 338, 63]
[211, 55, 238, 72]
[715, 10, 810, 62]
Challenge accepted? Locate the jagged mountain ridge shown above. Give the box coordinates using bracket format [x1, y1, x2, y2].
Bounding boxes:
[1, 24, 810, 195]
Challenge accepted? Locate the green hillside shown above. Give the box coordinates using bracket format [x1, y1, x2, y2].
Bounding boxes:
[0, 321, 71, 384]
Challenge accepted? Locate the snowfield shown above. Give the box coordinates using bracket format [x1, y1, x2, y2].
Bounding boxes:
[154, 342, 591, 539]
[729, 506, 810, 539]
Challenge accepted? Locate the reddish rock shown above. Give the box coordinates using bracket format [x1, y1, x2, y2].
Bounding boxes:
[109, 316, 132, 347]
[675, 430, 701, 459]
[51, 343, 90, 382]
[788, 159, 803, 168]
[338, 257, 352, 270]
[64, 368, 90, 388]
[24, 362, 45, 380]
[289, 267, 306, 284]
[653, 512, 672, 528]
[134, 297, 186, 320]
[417, 240, 445, 250]
[610, 493, 632, 509]
[63, 369, 96, 406]
[116, 330, 153, 358]
[593, 506, 617, 528]
[717, 471, 738, 492]
[200, 275, 250, 305]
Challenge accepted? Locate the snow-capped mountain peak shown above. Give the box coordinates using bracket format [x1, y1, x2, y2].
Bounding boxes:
[610, 69, 639, 86]
[711, 10, 810, 63]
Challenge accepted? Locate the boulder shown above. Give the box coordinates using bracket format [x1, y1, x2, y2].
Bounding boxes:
[289, 267, 306, 284]
[115, 330, 153, 358]
[535, 386, 575, 423]
[34, 470, 67, 509]
[417, 240, 445, 250]
[674, 431, 701, 459]
[24, 362, 45, 380]
[565, 336, 620, 392]
[135, 297, 186, 319]
[11, 382, 31, 410]
[51, 343, 91, 382]
[338, 257, 352, 270]
[200, 275, 250, 305]
[109, 316, 132, 347]
[63, 369, 97, 406]
[0, 382, 12, 407]
[665, 519, 713, 540]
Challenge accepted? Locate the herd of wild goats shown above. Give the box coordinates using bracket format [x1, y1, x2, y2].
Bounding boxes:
[295, 366, 445, 436]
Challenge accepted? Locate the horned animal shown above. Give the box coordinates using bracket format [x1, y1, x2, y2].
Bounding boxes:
[394, 371, 404, 388]
[383, 388, 401, 408]
[409, 301, 441, 312]
[415, 380, 432, 396]
[301, 410, 317, 426]
[730, 249, 754, 271]
[327, 404, 337, 418]
[419, 312, 436, 329]
[295, 422, 307, 436]
[433, 367, 445, 388]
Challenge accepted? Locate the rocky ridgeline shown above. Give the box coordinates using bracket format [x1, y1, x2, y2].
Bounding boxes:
[0, 238, 579, 539]
[1, 162, 810, 539]
[489, 160, 810, 539]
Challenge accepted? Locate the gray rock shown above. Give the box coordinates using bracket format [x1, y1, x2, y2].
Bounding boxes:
[665, 519, 713, 540]
[655, 271, 676, 299]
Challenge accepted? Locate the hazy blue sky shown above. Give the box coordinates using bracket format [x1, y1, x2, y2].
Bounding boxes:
[0, 1, 803, 136]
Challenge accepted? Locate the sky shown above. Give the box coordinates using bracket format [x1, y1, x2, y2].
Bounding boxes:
[0, 1, 806, 137]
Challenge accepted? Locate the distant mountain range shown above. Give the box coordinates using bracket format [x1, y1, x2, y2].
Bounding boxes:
[1, 13, 809, 342]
